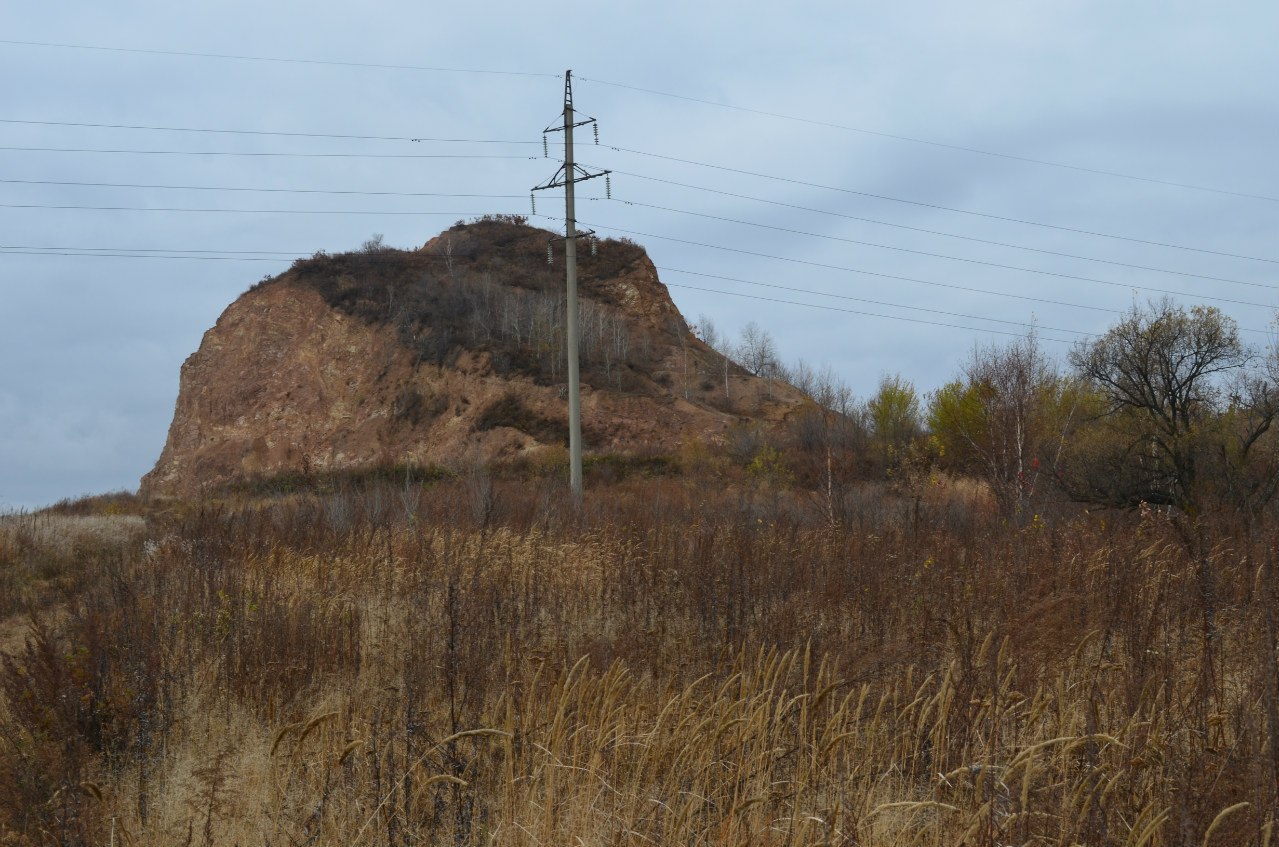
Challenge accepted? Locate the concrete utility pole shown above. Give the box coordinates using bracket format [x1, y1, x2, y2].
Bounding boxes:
[532, 70, 610, 505]
[563, 80, 583, 501]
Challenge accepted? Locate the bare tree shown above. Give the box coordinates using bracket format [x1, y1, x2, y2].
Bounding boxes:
[789, 365, 864, 525]
[738, 321, 778, 377]
[1064, 298, 1279, 711]
[694, 314, 726, 353]
[928, 331, 1074, 515]
[695, 314, 734, 405]
[1063, 299, 1275, 516]
[670, 317, 693, 400]
[786, 358, 816, 399]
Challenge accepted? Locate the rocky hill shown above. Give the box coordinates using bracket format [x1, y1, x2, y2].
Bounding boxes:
[141, 217, 806, 498]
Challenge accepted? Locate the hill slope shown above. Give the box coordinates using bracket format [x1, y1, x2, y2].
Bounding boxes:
[142, 218, 805, 497]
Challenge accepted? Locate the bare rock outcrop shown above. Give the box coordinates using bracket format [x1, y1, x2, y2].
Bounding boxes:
[142, 218, 804, 498]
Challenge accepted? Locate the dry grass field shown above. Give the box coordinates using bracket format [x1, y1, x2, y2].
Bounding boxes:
[1, 473, 1277, 846]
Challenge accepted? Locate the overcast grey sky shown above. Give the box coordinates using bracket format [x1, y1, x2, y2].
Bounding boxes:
[2, 1, 1277, 510]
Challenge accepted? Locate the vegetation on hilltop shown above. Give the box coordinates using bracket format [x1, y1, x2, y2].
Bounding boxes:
[278, 217, 671, 392]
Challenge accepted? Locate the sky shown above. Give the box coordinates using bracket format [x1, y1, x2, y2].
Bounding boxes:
[2, 1, 1277, 510]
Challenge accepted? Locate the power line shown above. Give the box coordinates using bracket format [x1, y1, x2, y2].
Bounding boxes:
[580, 77, 1279, 203]
[0, 146, 536, 160]
[592, 147, 1279, 265]
[0, 117, 540, 145]
[0, 203, 518, 216]
[608, 169, 1277, 292]
[573, 218, 1110, 314]
[0, 247, 460, 264]
[3, 35, 1256, 200]
[5, 239, 1268, 338]
[0, 239, 1096, 330]
[0, 249, 287, 262]
[600, 197, 1279, 304]
[17, 165, 1264, 291]
[656, 266, 1092, 337]
[0, 245, 1074, 342]
[4, 128, 1269, 286]
[0, 39, 556, 78]
[10, 139, 1270, 289]
[3, 244, 305, 255]
[5, 114, 1269, 268]
[578, 219, 1279, 313]
[7, 119, 1268, 267]
[0, 177, 527, 200]
[664, 281, 1076, 345]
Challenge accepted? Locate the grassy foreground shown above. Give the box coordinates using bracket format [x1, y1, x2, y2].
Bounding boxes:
[2, 475, 1277, 846]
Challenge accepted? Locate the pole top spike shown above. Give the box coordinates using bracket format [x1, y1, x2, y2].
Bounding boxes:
[565, 70, 573, 108]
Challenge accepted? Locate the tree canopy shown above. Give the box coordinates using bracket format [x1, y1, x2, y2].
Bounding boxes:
[1062, 300, 1278, 517]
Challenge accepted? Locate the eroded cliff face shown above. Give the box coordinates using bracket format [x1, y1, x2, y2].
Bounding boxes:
[142, 220, 803, 498]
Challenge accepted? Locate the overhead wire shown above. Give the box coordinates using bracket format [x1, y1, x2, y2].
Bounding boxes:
[0, 117, 540, 144]
[5, 160, 1270, 322]
[4, 35, 1263, 204]
[576, 218, 1279, 317]
[0, 248, 468, 267]
[594, 196, 1279, 306]
[568, 217, 1107, 314]
[1, 244, 302, 255]
[0, 177, 528, 200]
[16, 43, 1273, 388]
[603, 169, 1278, 291]
[1, 37, 1257, 200]
[0, 72, 1270, 343]
[5, 111, 1271, 264]
[0, 146, 536, 160]
[0, 244, 1080, 341]
[663, 281, 1077, 344]
[8, 190, 1264, 328]
[0, 39, 557, 78]
[3, 137, 1270, 287]
[6, 163, 1269, 291]
[655, 266, 1091, 336]
[578, 77, 1279, 203]
[6, 229, 1270, 338]
[0, 203, 521, 216]
[593, 146, 1279, 265]
[0, 249, 289, 262]
[0, 238, 1090, 335]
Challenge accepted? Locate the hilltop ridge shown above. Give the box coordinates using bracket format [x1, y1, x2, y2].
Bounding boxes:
[141, 217, 805, 498]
